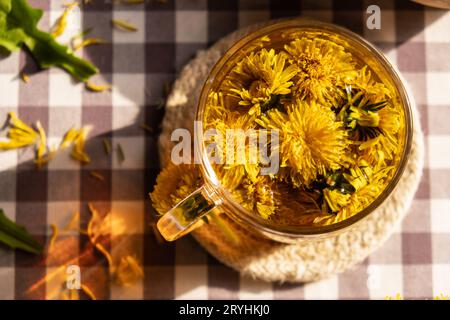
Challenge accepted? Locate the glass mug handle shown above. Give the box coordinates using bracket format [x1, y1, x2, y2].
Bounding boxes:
[157, 186, 218, 241]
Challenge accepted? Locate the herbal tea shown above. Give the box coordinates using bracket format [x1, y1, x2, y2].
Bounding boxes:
[201, 28, 406, 226]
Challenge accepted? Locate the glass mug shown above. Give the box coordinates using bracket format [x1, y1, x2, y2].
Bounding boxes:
[157, 19, 413, 243]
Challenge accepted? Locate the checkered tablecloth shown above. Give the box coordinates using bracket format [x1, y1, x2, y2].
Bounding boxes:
[0, 0, 449, 300]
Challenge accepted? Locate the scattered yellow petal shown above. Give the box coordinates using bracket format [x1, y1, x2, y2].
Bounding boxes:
[111, 19, 138, 32]
[80, 284, 97, 300]
[115, 255, 144, 286]
[102, 138, 112, 155]
[85, 81, 111, 92]
[0, 112, 38, 150]
[95, 242, 114, 274]
[51, 2, 79, 38]
[70, 28, 93, 49]
[8, 112, 38, 137]
[139, 123, 153, 133]
[73, 38, 108, 51]
[70, 126, 91, 164]
[87, 203, 99, 236]
[20, 72, 30, 83]
[89, 171, 105, 181]
[48, 224, 59, 251]
[35, 147, 58, 167]
[60, 127, 80, 150]
[0, 139, 33, 150]
[116, 143, 125, 164]
[35, 121, 47, 161]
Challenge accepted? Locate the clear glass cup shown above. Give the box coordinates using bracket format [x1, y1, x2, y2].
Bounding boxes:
[157, 18, 413, 243]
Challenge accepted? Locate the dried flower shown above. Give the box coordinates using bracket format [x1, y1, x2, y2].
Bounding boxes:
[231, 176, 277, 219]
[284, 37, 356, 104]
[73, 38, 108, 51]
[257, 99, 350, 186]
[315, 160, 392, 225]
[116, 143, 125, 164]
[204, 92, 259, 184]
[335, 83, 402, 167]
[350, 66, 392, 98]
[150, 163, 201, 215]
[223, 48, 297, 116]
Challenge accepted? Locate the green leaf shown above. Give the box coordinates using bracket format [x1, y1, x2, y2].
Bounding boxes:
[0, 0, 98, 81]
[0, 209, 43, 254]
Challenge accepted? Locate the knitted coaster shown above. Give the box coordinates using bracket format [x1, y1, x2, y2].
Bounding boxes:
[158, 24, 424, 283]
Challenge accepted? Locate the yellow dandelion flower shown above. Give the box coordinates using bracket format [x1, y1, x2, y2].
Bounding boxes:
[230, 175, 277, 219]
[284, 37, 356, 104]
[349, 66, 392, 98]
[314, 160, 393, 225]
[203, 95, 267, 216]
[223, 48, 297, 116]
[150, 163, 201, 215]
[373, 103, 402, 159]
[334, 81, 402, 168]
[217, 165, 246, 191]
[204, 92, 257, 132]
[257, 99, 350, 186]
[204, 92, 259, 183]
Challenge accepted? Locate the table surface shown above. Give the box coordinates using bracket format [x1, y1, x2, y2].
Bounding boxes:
[0, 0, 449, 300]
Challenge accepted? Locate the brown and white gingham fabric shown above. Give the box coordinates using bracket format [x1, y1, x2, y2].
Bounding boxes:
[0, 0, 449, 300]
